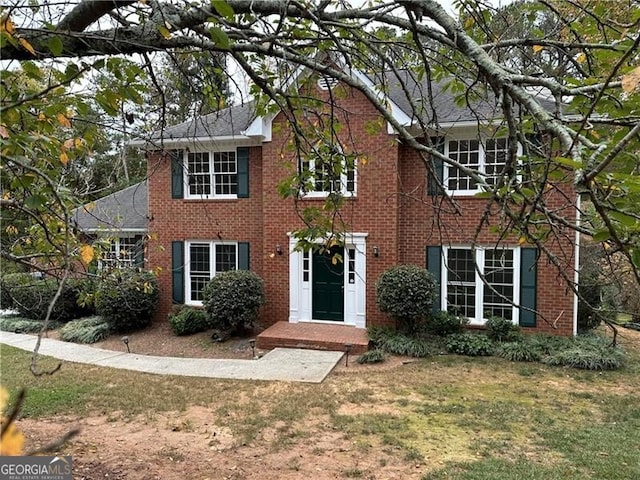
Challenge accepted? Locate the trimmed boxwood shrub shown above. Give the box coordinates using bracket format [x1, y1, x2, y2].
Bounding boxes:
[59, 316, 111, 344]
[426, 311, 468, 336]
[168, 306, 209, 336]
[95, 270, 159, 332]
[485, 316, 521, 342]
[2, 273, 94, 322]
[446, 333, 495, 356]
[202, 270, 265, 335]
[376, 265, 437, 334]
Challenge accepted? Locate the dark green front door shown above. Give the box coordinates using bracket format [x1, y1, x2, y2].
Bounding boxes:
[312, 247, 344, 321]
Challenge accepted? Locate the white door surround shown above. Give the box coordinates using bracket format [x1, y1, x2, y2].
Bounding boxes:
[288, 233, 367, 328]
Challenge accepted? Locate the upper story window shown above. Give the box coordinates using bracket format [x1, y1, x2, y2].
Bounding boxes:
[186, 151, 237, 199]
[299, 144, 356, 198]
[445, 138, 516, 195]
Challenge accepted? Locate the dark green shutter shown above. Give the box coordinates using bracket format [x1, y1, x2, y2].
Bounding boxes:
[426, 246, 442, 313]
[171, 241, 185, 304]
[427, 137, 445, 195]
[519, 248, 538, 327]
[238, 242, 250, 270]
[237, 147, 249, 198]
[171, 150, 184, 199]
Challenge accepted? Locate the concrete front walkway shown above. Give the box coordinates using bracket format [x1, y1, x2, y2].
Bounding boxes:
[0, 332, 344, 384]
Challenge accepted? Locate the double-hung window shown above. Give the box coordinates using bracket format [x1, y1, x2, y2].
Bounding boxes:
[186, 241, 237, 304]
[100, 235, 144, 270]
[186, 151, 237, 199]
[444, 247, 519, 325]
[299, 146, 356, 197]
[445, 138, 515, 195]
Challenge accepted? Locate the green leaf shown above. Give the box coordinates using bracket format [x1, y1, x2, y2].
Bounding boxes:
[609, 211, 637, 227]
[591, 230, 611, 242]
[24, 194, 47, 210]
[47, 35, 64, 56]
[209, 26, 230, 49]
[632, 248, 640, 270]
[211, 0, 235, 19]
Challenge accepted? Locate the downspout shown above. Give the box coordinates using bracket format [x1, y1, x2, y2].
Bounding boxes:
[573, 194, 581, 336]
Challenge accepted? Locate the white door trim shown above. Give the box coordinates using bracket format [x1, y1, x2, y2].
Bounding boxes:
[288, 233, 367, 328]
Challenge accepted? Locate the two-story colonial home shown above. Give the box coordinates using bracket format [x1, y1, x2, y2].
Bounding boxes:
[132, 65, 578, 349]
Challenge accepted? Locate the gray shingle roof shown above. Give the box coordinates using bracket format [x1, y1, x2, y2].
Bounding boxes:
[150, 102, 256, 140]
[382, 70, 558, 125]
[147, 71, 557, 141]
[73, 181, 148, 232]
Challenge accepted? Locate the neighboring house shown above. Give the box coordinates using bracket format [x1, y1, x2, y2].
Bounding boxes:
[72, 181, 149, 270]
[132, 66, 577, 337]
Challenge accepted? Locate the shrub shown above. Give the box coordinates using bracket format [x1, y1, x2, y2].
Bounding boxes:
[59, 316, 111, 344]
[95, 270, 159, 332]
[495, 340, 542, 362]
[202, 270, 265, 334]
[426, 311, 468, 336]
[485, 316, 521, 342]
[382, 334, 432, 357]
[366, 326, 432, 357]
[367, 325, 396, 347]
[168, 306, 209, 336]
[357, 349, 386, 364]
[376, 265, 436, 334]
[542, 342, 625, 370]
[2, 274, 94, 322]
[0, 316, 61, 333]
[446, 333, 495, 356]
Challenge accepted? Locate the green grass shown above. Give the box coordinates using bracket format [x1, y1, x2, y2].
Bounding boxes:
[3, 337, 640, 478]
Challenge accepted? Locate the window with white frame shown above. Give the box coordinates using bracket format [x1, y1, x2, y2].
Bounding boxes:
[445, 138, 513, 194]
[186, 151, 237, 199]
[100, 235, 144, 270]
[299, 145, 356, 197]
[444, 247, 518, 324]
[186, 241, 237, 303]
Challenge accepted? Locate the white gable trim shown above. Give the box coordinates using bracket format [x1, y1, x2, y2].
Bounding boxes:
[243, 64, 414, 142]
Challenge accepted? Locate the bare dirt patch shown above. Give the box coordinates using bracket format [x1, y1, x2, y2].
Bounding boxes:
[19, 405, 427, 480]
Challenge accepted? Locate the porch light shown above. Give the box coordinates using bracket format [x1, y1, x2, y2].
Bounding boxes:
[373, 246, 379, 257]
[275, 244, 283, 255]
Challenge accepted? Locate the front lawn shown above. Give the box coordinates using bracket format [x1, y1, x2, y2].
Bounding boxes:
[3, 328, 640, 479]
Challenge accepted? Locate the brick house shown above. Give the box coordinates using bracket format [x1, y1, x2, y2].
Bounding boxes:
[132, 68, 578, 338]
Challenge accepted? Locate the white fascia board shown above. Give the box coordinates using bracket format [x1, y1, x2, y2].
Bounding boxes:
[243, 65, 307, 142]
[350, 69, 413, 134]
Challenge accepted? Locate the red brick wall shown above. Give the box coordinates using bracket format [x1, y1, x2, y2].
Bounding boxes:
[259, 81, 400, 328]
[146, 147, 263, 323]
[397, 144, 576, 336]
